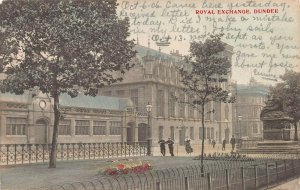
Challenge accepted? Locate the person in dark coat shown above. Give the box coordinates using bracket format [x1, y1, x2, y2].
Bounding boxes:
[166, 138, 175, 156]
[222, 139, 226, 151]
[185, 137, 193, 154]
[230, 136, 236, 151]
[212, 139, 216, 148]
[158, 139, 166, 156]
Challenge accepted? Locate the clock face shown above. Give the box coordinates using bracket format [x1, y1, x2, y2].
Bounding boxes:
[39, 100, 47, 109]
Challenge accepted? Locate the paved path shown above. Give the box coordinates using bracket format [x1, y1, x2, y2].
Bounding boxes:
[0, 156, 209, 190]
[1, 155, 297, 190]
[271, 178, 300, 190]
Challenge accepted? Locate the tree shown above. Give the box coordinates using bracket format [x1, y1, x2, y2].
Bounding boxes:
[270, 71, 300, 141]
[179, 34, 234, 174]
[0, 0, 136, 168]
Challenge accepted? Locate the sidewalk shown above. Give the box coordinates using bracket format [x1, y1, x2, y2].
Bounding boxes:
[271, 178, 300, 190]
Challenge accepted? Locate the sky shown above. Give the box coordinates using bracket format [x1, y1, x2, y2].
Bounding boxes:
[0, 0, 299, 85]
[117, 0, 300, 85]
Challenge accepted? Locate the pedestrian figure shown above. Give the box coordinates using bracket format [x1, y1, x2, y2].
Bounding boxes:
[185, 137, 193, 154]
[166, 138, 175, 156]
[230, 136, 236, 151]
[212, 139, 216, 148]
[222, 139, 226, 151]
[158, 139, 166, 156]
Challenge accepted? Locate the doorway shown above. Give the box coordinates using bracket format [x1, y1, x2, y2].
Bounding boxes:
[35, 119, 48, 144]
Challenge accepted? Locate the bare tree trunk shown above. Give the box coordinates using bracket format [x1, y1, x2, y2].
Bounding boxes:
[200, 106, 205, 176]
[49, 93, 60, 168]
[294, 122, 298, 141]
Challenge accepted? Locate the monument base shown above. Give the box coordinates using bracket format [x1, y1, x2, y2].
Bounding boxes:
[238, 141, 300, 154]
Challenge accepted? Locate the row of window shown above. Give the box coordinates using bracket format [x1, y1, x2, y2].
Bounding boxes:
[5, 117, 121, 136]
[158, 126, 216, 142]
[59, 120, 121, 136]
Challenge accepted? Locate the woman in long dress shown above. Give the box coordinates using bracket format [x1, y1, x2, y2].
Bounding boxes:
[185, 137, 193, 154]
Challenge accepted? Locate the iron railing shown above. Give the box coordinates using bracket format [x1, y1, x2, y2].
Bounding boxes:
[0, 142, 147, 165]
[31, 158, 300, 190]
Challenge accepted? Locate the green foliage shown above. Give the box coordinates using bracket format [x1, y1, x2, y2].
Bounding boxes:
[270, 71, 300, 140]
[179, 34, 234, 113]
[0, 0, 136, 97]
[179, 34, 234, 171]
[270, 71, 300, 122]
[0, 0, 136, 167]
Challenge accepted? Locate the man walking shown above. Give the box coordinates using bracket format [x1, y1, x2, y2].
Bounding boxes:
[212, 139, 216, 148]
[158, 139, 166, 156]
[166, 138, 175, 156]
[222, 139, 226, 151]
[230, 136, 236, 152]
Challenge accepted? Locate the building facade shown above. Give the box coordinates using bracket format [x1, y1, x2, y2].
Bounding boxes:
[99, 45, 234, 154]
[0, 92, 134, 144]
[232, 78, 269, 139]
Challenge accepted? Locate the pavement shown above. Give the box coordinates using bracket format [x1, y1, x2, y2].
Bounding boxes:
[271, 178, 300, 190]
[1, 155, 299, 190]
[0, 156, 208, 190]
[1, 144, 296, 190]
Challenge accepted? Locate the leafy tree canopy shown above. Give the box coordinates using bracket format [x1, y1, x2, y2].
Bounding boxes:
[179, 34, 234, 172]
[0, 0, 136, 168]
[179, 34, 234, 112]
[270, 71, 300, 123]
[0, 0, 136, 97]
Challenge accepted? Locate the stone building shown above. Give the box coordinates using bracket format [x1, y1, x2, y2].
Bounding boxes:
[232, 78, 269, 139]
[99, 45, 234, 154]
[0, 91, 134, 144]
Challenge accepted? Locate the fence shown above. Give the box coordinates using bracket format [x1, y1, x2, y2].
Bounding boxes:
[32, 158, 300, 190]
[0, 142, 147, 165]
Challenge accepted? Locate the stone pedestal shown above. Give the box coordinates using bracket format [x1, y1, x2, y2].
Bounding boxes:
[238, 98, 300, 154]
[262, 119, 292, 141]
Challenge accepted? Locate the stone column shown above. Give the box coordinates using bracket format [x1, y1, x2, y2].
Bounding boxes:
[0, 115, 5, 143]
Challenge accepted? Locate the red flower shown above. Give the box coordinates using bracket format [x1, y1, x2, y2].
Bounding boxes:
[117, 164, 125, 170]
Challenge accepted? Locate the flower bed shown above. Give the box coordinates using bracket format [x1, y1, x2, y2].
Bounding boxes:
[101, 160, 152, 176]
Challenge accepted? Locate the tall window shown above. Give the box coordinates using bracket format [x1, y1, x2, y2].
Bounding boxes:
[103, 91, 112, 96]
[158, 126, 164, 140]
[116, 90, 125, 96]
[93, 121, 106, 135]
[190, 127, 194, 140]
[157, 90, 165, 117]
[110, 121, 121, 135]
[253, 124, 258, 133]
[75, 120, 90, 135]
[170, 126, 175, 140]
[207, 128, 211, 139]
[58, 119, 71, 135]
[205, 102, 211, 120]
[130, 89, 139, 111]
[211, 128, 215, 139]
[199, 127, 206, 140]
[188, 96, 194, 119]
[168, 91, 175, 117]
[6, 117, 27, 135]
[225, 104, 229, 120]
[199, 127, 203, 140]
[178, 93, 185, 118]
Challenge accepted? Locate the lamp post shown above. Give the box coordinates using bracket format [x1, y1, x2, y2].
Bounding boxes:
[238, 115, 243, 138]
[146, 102, 152, 156]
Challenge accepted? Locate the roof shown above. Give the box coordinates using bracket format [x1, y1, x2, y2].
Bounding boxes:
[59, 93, 129, 110]
[237, 84, 269, 96]
[134, 45, 182, 63]
[0, 92, 130, 110]
[0, 92, 30, 103]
